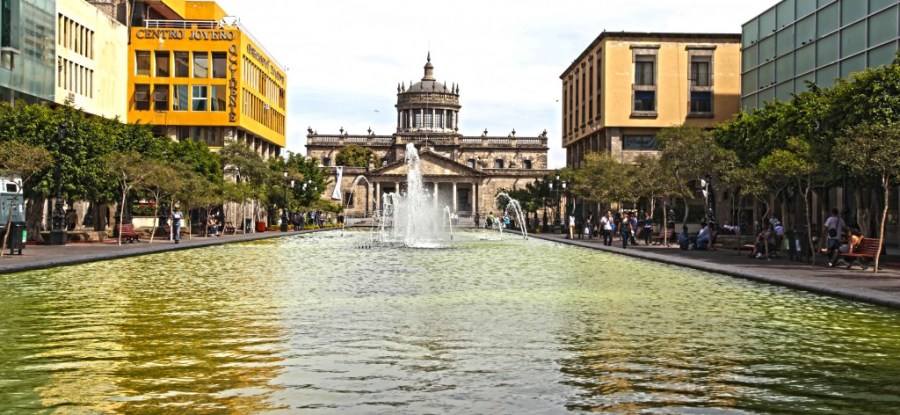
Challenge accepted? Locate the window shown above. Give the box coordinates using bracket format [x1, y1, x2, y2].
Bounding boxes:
[634, 58, 654, 85]
[155, 51, 169, 77]
[466, 159, 476, 169]
[623, 135, 657, 150]
[434, 113, 442, 128]
[633, 91, 655, 112]
[173, 85, 188, 111]
[193, 52, 208, 78]
[212, 52, 227, 78]
[524, 160, 532, 169]
[322, 157, 331, 167]
[174, 51, 189, 77]
[134, 84, 150, 110]
[192, 85, 207, 111]
[690, 60, 710, 86]
[153, 85, 168, 111]
[493, 159, 504, 169]
[690, 91, 712, 113]
[424, 113, 432, 128]
[869, 7, 899, 46]
[135, 51, 150, 76]
[211, 85, 226, 111]
[414, 113, 421, 128]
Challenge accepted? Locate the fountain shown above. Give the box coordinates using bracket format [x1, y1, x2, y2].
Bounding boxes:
[374, 143, 449, 248]
[495, 192, 528, 240]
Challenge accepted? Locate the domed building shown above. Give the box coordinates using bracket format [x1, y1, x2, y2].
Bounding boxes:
[306, 54, 550, 225]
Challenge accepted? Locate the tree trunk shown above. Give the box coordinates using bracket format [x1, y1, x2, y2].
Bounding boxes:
[117, 186, 128, 245]
[682, 198, 690, 227]
[662, 200, 668, 245]
[875, 177, 890, 273]
[149, 195, 159, 244]
[25, 197, 45, 243]
[801, 178, 815, 265]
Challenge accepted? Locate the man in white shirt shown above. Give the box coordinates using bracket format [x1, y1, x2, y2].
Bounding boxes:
[567, 214, 575, 239]
[600, 211, 613, 246]
[822, 208, 846, 258]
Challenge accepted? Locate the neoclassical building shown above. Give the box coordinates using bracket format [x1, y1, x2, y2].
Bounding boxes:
[306, 54, 551, 223]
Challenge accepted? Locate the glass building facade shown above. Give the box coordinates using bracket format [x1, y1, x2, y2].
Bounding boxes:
[742, 0, 900, 109]
[0, 0, 56, 104]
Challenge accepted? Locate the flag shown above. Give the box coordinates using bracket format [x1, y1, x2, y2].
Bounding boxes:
[331, 166, 343, 200]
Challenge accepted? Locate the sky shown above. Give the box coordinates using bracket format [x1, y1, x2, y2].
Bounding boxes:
[215, 0, 777, 168]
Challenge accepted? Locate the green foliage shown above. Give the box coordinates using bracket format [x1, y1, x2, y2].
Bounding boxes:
[167, 139, 223, 184]
[835, 122, 900, 184]
[335, 145, 374, 168]
[571, 152, 634, 205]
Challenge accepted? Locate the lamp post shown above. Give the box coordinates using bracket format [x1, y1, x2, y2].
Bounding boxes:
[49, 122, 68, 245]
[281, 170, 289, 232]
[550, 174, 566, 228]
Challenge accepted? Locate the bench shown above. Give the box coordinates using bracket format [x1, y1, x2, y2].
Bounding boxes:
[115, 223, 140, 243]
[223, 221, 236, 235]
[841, 238, 880, 270]
[651, 230, 677, 246]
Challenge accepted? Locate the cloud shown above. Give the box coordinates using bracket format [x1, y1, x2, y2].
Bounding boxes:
[217, 0, 774, 167]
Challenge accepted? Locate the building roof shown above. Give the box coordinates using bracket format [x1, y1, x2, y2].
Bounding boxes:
[560, 31, 742, 78]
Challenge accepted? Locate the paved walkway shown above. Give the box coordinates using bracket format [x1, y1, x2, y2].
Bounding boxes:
[530, 232, 900, 309]
[0, 229, 321, 274]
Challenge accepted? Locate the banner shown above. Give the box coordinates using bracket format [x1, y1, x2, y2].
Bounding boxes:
[331, 166, 343, 200]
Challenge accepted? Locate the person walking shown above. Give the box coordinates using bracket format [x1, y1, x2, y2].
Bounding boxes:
[620, 212, 633, 248]
[600, 211, 614, 246]
[567, 213, 576, 239]
[171, 205, 183, 244]
[822, 208, 847, 261]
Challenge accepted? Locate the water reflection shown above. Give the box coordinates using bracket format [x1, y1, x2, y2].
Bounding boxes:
[2, 231, 900, 414]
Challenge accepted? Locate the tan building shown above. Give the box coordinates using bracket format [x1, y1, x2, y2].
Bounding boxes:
[561, 31, 742, 168]
[307, 55, 551, 223]
[55, 0, 128, 120]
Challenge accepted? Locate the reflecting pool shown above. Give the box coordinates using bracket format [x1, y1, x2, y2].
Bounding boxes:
[2, 231, 900, 414]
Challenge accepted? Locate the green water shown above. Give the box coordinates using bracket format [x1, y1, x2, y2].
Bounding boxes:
[2, 230, 900, 414]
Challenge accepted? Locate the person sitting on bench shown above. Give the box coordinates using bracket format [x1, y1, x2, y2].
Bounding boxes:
[829, 227, 863, 268]
[695, 222, 712, 250]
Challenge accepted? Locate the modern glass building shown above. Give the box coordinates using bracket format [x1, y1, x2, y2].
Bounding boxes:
[0, 0, 56, 104]
[742, 0, 900, 109]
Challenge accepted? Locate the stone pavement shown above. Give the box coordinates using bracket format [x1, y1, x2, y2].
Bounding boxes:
[530, 232, 900, 310]
[0, 229, 325, 274]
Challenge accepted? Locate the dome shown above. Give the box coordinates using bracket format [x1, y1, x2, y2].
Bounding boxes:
[407, 80, 451, 93]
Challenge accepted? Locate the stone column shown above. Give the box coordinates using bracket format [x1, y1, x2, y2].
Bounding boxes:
[376, 182, 381, 210]
[452, 182, 458, 213]
[396, 182, 401, 195]
[474, 182, 480, 226]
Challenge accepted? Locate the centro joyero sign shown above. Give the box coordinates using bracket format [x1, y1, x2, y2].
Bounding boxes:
[134, 29, 236, 41]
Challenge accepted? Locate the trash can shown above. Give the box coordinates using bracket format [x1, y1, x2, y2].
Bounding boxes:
[4, 221, 27, 255]
[255, 220, 267, 232]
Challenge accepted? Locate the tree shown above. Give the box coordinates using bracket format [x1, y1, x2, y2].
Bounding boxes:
[834, 122, 900, 273]
[0, 141, 52, 257]
[571, 152, 633, 209]
[658, 125, 731, 225]
[335, 145, 374, 168]
[633, 153, 680, 243]
[106, 152, 155, 245]
[140, 161, 181, 243]
[220, 141, 268, 227]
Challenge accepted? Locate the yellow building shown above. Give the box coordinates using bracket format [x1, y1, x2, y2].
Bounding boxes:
[56, 0, 128, 120]
[127, 0, 286, 156]
[561, 32, 742, 167]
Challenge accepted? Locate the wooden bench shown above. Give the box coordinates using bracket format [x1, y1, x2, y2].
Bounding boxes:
[223, 221, 236, 235]
[841, 238, 880, 270]
[115, 223, 140, 243]
[651, 230, 677, 246]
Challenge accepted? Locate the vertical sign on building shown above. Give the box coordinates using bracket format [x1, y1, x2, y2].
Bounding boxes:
[227, 43, 238, 122]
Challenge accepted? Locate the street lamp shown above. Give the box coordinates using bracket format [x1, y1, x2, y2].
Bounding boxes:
[281, 170, 289, 232]
[550, 174, 566, 228]
[50, 122, 68, 245]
